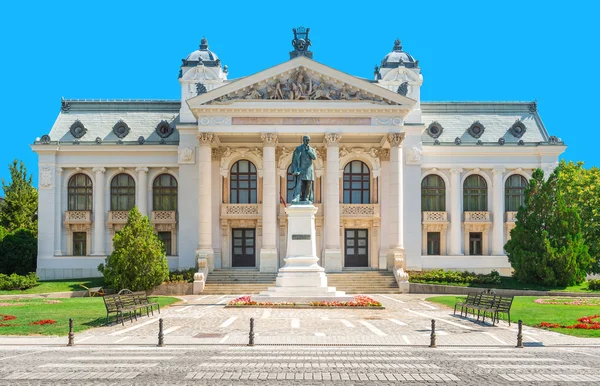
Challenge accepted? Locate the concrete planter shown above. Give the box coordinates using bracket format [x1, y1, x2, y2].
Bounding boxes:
[149, 282, 193, 296]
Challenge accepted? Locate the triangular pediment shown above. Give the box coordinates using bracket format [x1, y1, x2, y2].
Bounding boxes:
[186, 56, 416, 114]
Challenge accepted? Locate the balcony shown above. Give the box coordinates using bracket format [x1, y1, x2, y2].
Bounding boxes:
[464, 211, 491, 222]
[152, 210, 177, 224]
[505, 211, 518, 222]
[422, 211, 448, 222]
[340, 204, 380, 217]
[221, 204, 262, 218]
[64, 210, 92, 225]
[108, 211, 129, 225]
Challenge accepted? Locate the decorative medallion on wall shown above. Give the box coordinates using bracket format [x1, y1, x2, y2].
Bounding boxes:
[95, 137, 102, 144]
[155, 120, 174, 138]
[113, 120, 130, 138]
[397, 81, 409, 96]
[509, 120, 527, 138]
[40, 135, 51, 144]
[69, 120, 87, 138]
[426, 121, 443, 139]
[467, 121, 485, 139]
[196, 83, 207, 95]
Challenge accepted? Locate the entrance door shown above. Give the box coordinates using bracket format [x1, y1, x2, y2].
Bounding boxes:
[469, 232, 483, 256]
[232, 228, 256, 267]
[345, 229, 368, 267]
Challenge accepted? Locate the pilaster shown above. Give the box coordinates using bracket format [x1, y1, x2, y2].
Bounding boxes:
[196, 133, 216, 277]
[449, 167, 463, 255]
[92, 167, 106, 256]
[136, 167, 149, 217]
[260, 133, 278, 272]
[492, 167, 506, 255]
[54, 168, 63, 255]
[323, 133, 343, 272]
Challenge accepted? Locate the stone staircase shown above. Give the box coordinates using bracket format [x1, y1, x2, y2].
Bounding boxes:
[203, 269, 277, 295]
[202, 269, 399, 295]
[326, 270, 399, 294]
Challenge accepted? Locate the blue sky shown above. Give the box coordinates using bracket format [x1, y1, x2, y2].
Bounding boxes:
[0, 0, 597, 187]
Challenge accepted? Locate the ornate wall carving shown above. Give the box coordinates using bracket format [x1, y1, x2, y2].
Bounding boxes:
[219, 147, 264, 177]
[406, 146, 422, 165]
[339, 147, 382, 177]
[178, 147, 195, 164]
[39, 166, 53, 189]
[387, 133, 406, 146]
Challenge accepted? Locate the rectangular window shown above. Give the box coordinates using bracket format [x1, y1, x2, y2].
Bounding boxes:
[469, 232, 483, 256]
[73, 232, 86, 256]
[158, 232, 172, 256]
[427, 232, 441, 255]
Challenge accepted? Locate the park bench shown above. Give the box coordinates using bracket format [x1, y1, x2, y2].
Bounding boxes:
[132, 291, 161, 316]
[453, 291, 514, 326]
[103, 294, 136, 326]
[102, 290, 159, 325]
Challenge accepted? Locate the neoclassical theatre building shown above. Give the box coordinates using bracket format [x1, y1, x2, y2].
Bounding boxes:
[33, 30, 565, 282]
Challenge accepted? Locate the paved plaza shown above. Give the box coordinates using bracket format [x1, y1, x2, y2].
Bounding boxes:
[1, 294, 600, 384]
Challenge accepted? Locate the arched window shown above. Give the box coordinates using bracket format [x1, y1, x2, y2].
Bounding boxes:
[343, 161, 370, 204]
[153, 174, 178, 211]
[286, 164, 295, 204]
[110, 173, 136, 211]
[421, 175, 445, 211]
[463, 175, 488, 211]
[230, 160, 257, 204]
[505, 174, 528, 211]
[68, 173, 93, 211]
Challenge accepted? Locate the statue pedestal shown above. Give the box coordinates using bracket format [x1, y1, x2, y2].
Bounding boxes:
[254, 204, 352, 302]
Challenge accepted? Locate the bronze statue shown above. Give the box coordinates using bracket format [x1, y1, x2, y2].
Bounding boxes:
[291, 135, 316, 203]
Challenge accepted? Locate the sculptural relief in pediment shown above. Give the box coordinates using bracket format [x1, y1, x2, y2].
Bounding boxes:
[210, 68, 392, 105]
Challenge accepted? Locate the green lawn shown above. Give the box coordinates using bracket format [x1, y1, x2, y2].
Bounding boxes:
[427, 295, 600, 338]
[0, 296, 180, 336]
[0, 277, 105, 295]
[413, 277, 598, 293]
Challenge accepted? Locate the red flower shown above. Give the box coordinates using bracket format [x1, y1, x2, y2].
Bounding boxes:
[0, 315, 16, 321]
[29, 319, 57, 325]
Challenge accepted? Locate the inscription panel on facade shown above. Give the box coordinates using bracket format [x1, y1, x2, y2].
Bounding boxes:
[292, 234, 311, 240]
[232, 117, 371, 125]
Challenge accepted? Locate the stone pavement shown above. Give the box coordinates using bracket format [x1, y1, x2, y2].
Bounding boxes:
[1, 294, 599, 347]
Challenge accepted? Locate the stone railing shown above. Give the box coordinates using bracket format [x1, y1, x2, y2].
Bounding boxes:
[340, 204, 380, 217]
[505, 211, 518, 222]
[108, 211, 130, 224]
[152, 210, 177, 223]
[221, 204, 262, 217]
[464, 211, 491, 222]
[422, 211, 448, 222]
[64, 210, 92, 224]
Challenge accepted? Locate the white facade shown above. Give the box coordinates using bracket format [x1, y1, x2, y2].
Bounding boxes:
[33, 37, 565, 280]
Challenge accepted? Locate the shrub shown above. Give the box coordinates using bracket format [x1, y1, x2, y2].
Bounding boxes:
[0, 272, 39, 290]
[165, 268, 196, 283]
[0, 228, 37, 275]
[408, 269, 502, 285]
[98, 207, 169, 292]
[588, 279, 600, 291]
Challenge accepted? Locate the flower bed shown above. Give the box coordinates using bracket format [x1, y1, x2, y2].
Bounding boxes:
[534, 297, 600, 306]
[227, 295, 383, 308]
[537, 315, 600, 330]
[29, 319, 57, 326]
[1, 315, 16, 321]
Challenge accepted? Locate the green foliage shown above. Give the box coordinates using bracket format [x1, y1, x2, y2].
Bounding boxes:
[0, 160, 38, 233]
[98, 207, 169, 291]
[588, 279, 600, 291]
[505, 168, 591, 286]
[0, 228, 37, 275]
[557, 160, 600, 273]
[0, 272, 38, 290]
[408, 269, 501, 285]
[166, 268, 196, 283]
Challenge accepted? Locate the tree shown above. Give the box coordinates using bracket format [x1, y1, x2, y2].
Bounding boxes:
[98, 207, 169, 291]
[557, 160, 600, 273]
[505, 168, 591, 286]
[0, 228, 37, 275]
[0, 160, 38, 233]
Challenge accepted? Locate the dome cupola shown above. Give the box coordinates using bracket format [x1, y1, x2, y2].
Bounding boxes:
[380, 39, 418, 69]
[182, 37, 221, 67]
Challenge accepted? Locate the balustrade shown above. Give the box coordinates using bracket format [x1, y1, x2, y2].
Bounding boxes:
[340, 204, 380, 217]
[64, 210, 92, 224]
[221, 204, 262, 217]
[422, 211, 448, 222]
[464, 211, 491, 222]
[505, 211, 518, 222]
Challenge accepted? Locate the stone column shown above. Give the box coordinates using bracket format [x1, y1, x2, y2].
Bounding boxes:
[54, 168, 63, 255]
[196, 133, 215, 278]
[492, 167, 506, 255]
[92, 167, 106, 256]
[260, 133, 278, 272]
[323, 133, 343, 272]
[449, 167, 463, 255]
[136, 167, 149, 216]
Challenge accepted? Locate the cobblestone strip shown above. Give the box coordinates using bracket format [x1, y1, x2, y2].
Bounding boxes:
[3, 372, 140, 380]
[499, 373, 600, 382]
[184, 372, 460, 381]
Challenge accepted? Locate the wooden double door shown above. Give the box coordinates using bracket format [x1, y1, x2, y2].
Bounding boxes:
[232, 228, 256, 267]
[344, 229, 369, 267]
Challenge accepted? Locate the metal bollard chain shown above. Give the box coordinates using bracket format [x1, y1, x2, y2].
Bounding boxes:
[429, 319, 437, 348]
[157, 318, 165, 347]
[248, 318, 255, 346]
[67, 318, 75, 347]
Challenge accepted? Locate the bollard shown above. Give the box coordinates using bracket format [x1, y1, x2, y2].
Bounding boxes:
[157, 318, 165, 347]
[429, 319, 437, 348]
[248, 318, 255, 346]
[67, 318, 75, 347]
[516, 320, 524, 348]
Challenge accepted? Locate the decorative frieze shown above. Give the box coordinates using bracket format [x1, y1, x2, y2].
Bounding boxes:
[372, 117, 403, 126]
[198, 116, 231, 126]
[232, 117, 370, 125]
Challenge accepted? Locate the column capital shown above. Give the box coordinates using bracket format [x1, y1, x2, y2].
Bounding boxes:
[56, 167, 64, 175]
[260, 133, 278, 147]
[450, 167, 463, 175]
[197, 132, 216, 146]
[387, 132, 406, 147]
[492, 167, 506, 176]
[324, 133, 342, 147]
[135, 166, 149, 173]
[92, 167, 106, 174]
